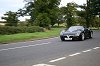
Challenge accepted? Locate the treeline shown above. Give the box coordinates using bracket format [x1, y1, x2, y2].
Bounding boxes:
[1, 0, 100, 29]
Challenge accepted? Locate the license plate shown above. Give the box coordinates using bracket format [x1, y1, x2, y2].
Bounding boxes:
[65, 38, 72, 40]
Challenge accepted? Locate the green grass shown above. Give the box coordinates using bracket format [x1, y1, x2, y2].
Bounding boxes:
[90, 27, 100, 30]
[0, 28, 63, 44]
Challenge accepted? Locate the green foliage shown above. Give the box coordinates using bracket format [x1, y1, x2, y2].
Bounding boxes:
[91, 16, 100, 28]
[88, 0, 100, 15]
[83, 0, 100, 27]
[0, 26, 44, 35]
[61, 2, 77, 28]
[76, 10, 87, 26]
[34, 13, 51, 28]
[49, 8, 60, 26]
[0, 26, 21, 35]
[0, 28, 62, 43]
[26, 26, 44, 33]
[18, 0, 61, 28]
[2, 11, 19, 26]
[78, 0, 100, 28]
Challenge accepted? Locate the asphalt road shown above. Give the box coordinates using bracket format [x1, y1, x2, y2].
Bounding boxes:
[0, 30, 100, 66]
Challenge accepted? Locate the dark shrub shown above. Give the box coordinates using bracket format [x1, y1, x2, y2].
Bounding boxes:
[26, 26, 44, 33]
[0, 26, 44, 35]
[0, 26, 21, 35]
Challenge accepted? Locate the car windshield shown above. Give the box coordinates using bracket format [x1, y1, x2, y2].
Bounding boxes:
[67, 26, 84, 32]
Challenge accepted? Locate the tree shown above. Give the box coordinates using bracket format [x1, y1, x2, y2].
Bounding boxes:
[2, 11, 19, 26]
[17, 2, 35, 25]
[91, 16, 100, 29]
[61, 2, 77, 28]
[78, 3, 94, 27]
[34, 13, 51, 28]
[85, 0, 100, 27]
[18, 0, 61, 28]
[76, 10, 86, 26]
[89, 0, 100, 16]
[56, 8, 65, 27]
[49, 7, 60, 26]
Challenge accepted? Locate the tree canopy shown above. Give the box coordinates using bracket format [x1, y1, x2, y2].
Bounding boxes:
[61, 2, 77, 27]
[1, 0, 100, 28]
[17, 0, 61, 28]
[2, 11, 19, 26]
[88, 0, 100, 15]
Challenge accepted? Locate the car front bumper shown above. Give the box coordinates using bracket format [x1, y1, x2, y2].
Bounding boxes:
[60, 35, 79, 40]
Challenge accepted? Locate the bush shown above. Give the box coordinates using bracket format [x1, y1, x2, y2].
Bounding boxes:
[0, 26, 18, 34]
[34, 13, 51, 28]
[0, 26, 44, 35]
[26, 26, 44, 33]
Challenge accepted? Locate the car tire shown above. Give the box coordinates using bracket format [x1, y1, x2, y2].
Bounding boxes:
[61, 38, 65, 41]
[60, 36, 65, 41]
[89, 32, 93, 38]
[79, 33, 85, 41]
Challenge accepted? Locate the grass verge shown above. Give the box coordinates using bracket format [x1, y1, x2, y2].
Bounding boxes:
[0, 28, 63, 44]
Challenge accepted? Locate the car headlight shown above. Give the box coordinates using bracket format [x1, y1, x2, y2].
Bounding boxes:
[60, 30, 65, 35]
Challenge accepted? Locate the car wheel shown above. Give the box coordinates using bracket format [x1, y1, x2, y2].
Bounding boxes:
[89, 32, 93, 38]
[60, 37, 65, 41]
[80, 33, 85, 41]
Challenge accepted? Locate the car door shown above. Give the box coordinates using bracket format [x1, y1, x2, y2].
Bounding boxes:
[84, 27, 90, 38]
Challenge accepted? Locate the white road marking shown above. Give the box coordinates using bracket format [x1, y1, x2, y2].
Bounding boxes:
[3, 44, 9, 45]
[49, 37, 59, 39]
[0, 49, 9, 51]
[32, 46, 100, 64]
[49, 57, 66, 63]
[93, 47, 100, 50]
[32, 64, 56, 66]
[0, 42, 50, 52]
[0, 37, 57, 45]
[8, 48, 17, 50]
[82, 49, 92, 53]
[69, 53, 81, 57]
[49, 46, 100, 63]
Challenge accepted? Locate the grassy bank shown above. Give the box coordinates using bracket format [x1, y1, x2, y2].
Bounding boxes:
[0, 28, 63, 44]
[90, 27, 100, 30]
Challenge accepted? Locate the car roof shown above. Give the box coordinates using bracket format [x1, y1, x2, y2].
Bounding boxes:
[70, 26, 84, 28]
[71, 26, 83, 27]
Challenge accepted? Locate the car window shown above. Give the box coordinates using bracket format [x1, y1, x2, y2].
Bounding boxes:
[67, 26, 84, 32]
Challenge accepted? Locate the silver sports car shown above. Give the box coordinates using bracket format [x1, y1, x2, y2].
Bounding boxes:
[60, 26, 93, 41]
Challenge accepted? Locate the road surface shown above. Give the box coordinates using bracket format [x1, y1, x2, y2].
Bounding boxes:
[0, 30, 100, 66]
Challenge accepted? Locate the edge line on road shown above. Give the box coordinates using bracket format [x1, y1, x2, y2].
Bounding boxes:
[0, 42, 51, 52]
[69, 52, 81, 57]
[49, 57, 66, 63]
[93, 47, 100, 50]
[82, 49, 92, 53]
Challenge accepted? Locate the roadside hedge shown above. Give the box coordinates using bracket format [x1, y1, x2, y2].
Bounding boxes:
[0, 26, 44, 35]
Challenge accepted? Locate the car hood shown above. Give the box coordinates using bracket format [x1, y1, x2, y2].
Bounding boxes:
[63, 30, 82, 35]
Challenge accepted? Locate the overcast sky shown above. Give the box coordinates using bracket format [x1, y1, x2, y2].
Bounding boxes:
[0, 0, 86, 21]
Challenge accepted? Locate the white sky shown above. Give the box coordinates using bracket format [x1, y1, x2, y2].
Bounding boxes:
[60, 0, 86, 7]
[0, 0, 86, 21]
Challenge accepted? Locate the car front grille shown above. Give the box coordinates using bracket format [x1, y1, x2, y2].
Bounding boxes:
[63, 35, 74, 38]
[64, 36, 68, 38]
[69, 36, 73, 38]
